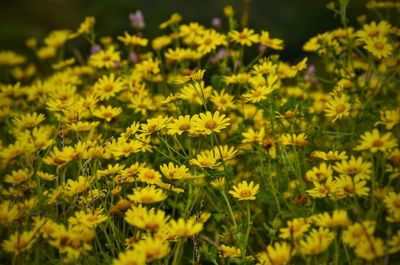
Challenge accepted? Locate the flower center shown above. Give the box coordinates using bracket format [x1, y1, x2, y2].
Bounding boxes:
[179, 124, 190, 131]
[239, 190, 252, 198]
[372, 139, 384, 147]
[374, 41, 384, 50]
[335, 104, 346, 113]
[205, 120, 217, 130]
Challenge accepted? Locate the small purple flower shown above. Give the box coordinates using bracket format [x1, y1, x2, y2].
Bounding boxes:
[91, 44, 102, 54]
[216, 48, 229, 61]
[258, 45, 266, 53]
[114, 61, 120, 68]
[129, 10, 145, 30]
[307, 65, 316, 75]
[211, 17, 221, 28]
[129, 52, 139, 64]
[234, 60, 241, 69]
[304, 65, 318, 84]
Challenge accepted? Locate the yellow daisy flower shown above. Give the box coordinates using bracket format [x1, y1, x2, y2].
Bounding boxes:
[128, 186, 167, 204]
[168, 217, 203, 238]
[354, 129, 397, 153]
[229, 28, 259, 46]
[89, 46, 120, 69]
[324, 94, 351, 122]
[228, 180, 259, 201]
[364, 36, 393, 59]
[92, 105, 122, 122]
[192, 111, 230, 135]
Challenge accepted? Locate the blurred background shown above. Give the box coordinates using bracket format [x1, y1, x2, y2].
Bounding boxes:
[0, 0, 365, 61]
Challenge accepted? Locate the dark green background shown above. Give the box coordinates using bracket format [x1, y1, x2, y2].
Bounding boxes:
[0, 0, 365, 61]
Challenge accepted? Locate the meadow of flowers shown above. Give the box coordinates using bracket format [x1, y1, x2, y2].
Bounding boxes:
[0, 0, 399, 264]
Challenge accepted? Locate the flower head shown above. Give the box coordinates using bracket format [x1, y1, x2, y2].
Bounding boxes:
[229, 181, 259, 201]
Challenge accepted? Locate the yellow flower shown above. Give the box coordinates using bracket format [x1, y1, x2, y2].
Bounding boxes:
[259, 31, 284, 50]
[167, 115, 198, 135]
[0, 50, 26, 65]
[111, 139, 142, 158]
[389, 230, 400, 253]
[311, 150, 348, 161]
[118, 32, 148, 47]
[190, 150, 220, 169]
[219, 244, 241, 258]
[68, 121, 99, 133]
[213, 145, 238, 161]
[279, 218, 310, 240]
[12, 112, 45, 131]
[311, 210, 351, 227]
[333, 156, 372, 181]
[0, 201, 19, 225]
[160, 162, 189, 180]
[195, 29, 227, 54]
[332, 175, 370, 199]
[375, 109, 400, 130]
[210, 89, 236, 112]
[279, 133, 308, 147]
[75, 16, 95, 36]
[165, 48, 201, 62]
[125, 205, 169, 232]
[120, 122, 140, 140]
[151, 35, 173, 50]
[384, 192, 400, 222]
[137, 167, 162, 184]
[354, 237, 384, 261]
[2, 230, 37, 255]
[37, 46, 57, 59]
[305, 162, 333, 182]
[92, 73, 125, 100]
[43, 146, 81, 168]
[192, 111, 230, 135]
[324, 94, 351, 122]
[134, 236, 170, 261]
[229, 28, 259, 46]
[357, 20, 392, 41]
[113, 248, 146, 265]
[364, 36, 393, 59]
[51, 58, 75, 70]
[44, 30, 71, 48]
[160, 13, 182, 29]
[243, 75, 278, 103]
[223, 5, 234, 17]
[128, 185, 167, 204]
[342, 220, 375, 247]
[223, 73, 251, 85]
[178, 81, 213, 105]
[168, 217, 203, 238]
[354, 129, 397, 153]
[140, 115, 171, 135]
[68, 209, 108, 228]
[5, 169, 30, 185]
[65, 176, 90, 196]
[242, 127, 267, 144]
[299, 227, 335, 255]
[210, 177, 226, 188]
[256, 242, 292, 265]
[89, 46, 120, 69]
[229, 180, 259, 201]
[93, 105, 122, 122]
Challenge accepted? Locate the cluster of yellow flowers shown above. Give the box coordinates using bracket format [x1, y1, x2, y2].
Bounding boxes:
[0, 1, 399, 264]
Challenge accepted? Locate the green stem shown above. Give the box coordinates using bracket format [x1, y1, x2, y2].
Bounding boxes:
[221, 191, 237, 229]
[172, 238, 184, 265]
[242, 201, 251, 258]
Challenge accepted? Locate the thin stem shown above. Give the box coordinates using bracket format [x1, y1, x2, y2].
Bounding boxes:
[221, 190, 237, 229]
